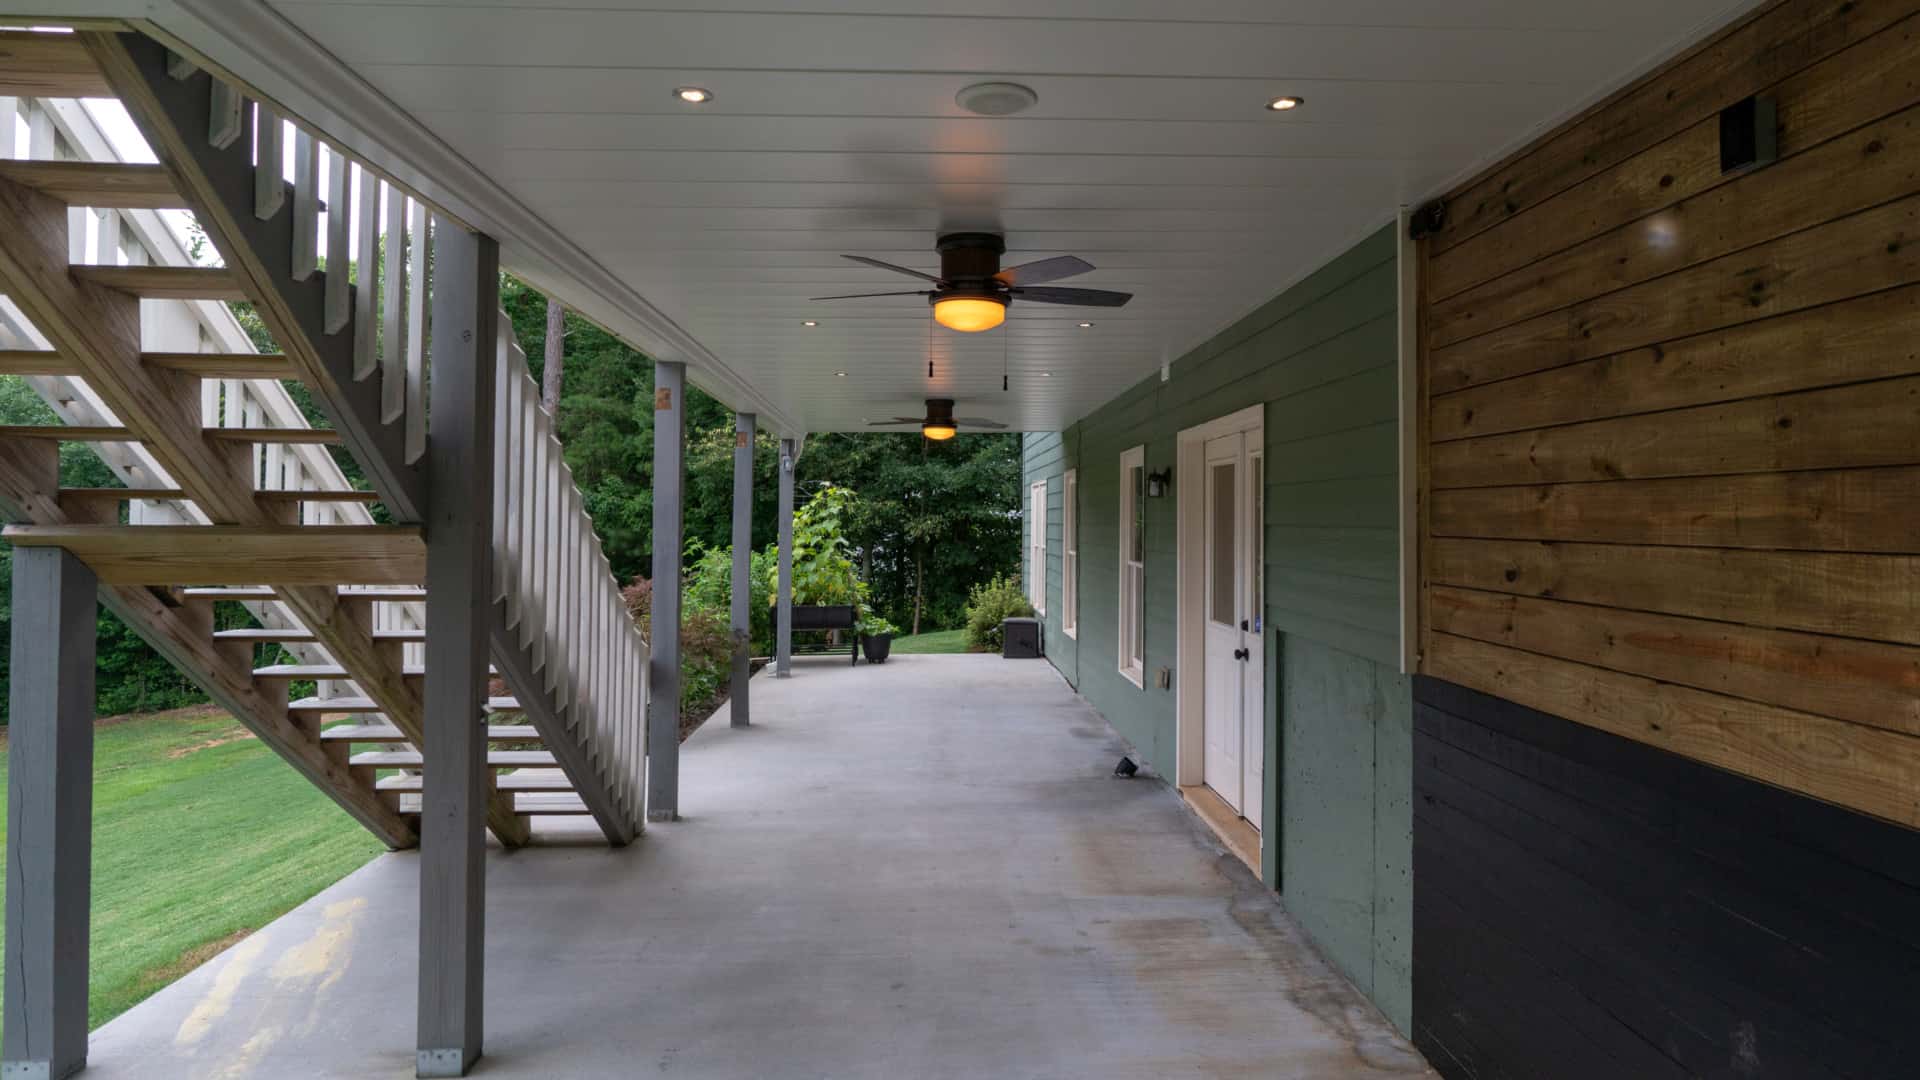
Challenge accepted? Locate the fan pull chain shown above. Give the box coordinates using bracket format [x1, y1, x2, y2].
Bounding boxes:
[927, 309, 935, 379]
[1003, 328, 1010, 392]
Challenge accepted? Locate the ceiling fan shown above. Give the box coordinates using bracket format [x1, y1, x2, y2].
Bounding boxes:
[814, 232, 1132, 333]
[869, 399, 1008, 441]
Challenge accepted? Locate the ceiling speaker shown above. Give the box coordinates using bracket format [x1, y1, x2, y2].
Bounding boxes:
[956, 81, 1039, 116]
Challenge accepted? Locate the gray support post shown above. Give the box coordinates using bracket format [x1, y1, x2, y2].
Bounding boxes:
[730, 412, 755, 726]
[776, 437, 795, 677]
[647, 360, 686, 821]
[2, 547, 96, 1080]
[417, 221, 498, 1079]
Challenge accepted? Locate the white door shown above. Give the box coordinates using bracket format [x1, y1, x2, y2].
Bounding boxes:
[1201, 431, 1264, 826]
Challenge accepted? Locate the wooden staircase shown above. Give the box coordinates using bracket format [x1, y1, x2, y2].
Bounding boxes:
[0, 30, 648, 849]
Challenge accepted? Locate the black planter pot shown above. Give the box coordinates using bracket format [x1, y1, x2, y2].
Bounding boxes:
[861, 633, 894, 663]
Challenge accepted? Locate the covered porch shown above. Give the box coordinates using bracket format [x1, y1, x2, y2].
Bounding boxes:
[80, 653, 1426, 1079]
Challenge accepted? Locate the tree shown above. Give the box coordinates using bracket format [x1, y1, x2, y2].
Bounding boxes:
[541, 297, 566, 411]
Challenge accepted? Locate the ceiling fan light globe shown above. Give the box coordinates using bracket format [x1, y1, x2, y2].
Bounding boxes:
[933, 295, 1007, 333]
[922, 422, 959, 441]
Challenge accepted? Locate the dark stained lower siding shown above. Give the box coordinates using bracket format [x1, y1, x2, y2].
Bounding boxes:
[1412, 676, 1920, 1080]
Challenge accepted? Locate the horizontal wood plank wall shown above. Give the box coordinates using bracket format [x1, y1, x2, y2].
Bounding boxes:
[1419, 0, 1920, 831]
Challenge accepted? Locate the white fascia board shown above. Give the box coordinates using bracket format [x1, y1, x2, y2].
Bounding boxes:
[21, 0, 800, 438]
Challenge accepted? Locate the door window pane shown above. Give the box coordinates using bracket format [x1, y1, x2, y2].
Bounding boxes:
[1209, 461, 1236, 625]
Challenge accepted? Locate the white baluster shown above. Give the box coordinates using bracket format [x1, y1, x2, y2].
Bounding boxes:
[291, 129, 317, 279]
[404, 201, 428, 464]
[380, 183, 406, 421]
[351, 165, 378, 379]
[324, 146, 350, 332]
[254, 106, 284, 220]
[208, 83, 243, 149]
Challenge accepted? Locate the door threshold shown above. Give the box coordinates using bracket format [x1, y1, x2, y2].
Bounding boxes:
[1179, 784, 1259, 874]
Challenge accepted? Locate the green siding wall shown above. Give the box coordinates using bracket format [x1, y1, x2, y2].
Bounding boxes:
[1022, 432, 1078, 684]
[1021, 222, 1412, 1035]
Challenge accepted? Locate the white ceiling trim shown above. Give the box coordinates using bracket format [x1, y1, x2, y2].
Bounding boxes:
[117, 0, 804, 437]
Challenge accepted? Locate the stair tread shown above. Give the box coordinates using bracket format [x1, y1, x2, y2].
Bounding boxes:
[214, 627, 315, 641]
[352, 750, 555, 768]
[396, 793, 591, 816]
[339, 587, 426, 601]
[291, 696, 521, 714]
[320, 723, 538, 742]
[255, 664, 426, 678]
[182, 587, 276, 600]
[378, 772, 573, 792]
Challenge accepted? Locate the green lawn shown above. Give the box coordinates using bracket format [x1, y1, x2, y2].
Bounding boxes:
[0, 706, 385, 1028]
[892, 628, 970, 654]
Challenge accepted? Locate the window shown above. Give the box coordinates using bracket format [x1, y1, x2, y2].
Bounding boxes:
[1061, 469, 1078, 638]
[1118, 446, 1146, 687]
[1029, 480, 1048, 616]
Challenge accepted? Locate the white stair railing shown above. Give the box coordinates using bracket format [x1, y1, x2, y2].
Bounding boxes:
[490, 312, 650, 821]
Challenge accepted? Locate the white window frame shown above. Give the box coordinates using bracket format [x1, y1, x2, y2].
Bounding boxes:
[1029, 479, 1048, 616]
[1118, 446, 1146, 688]
[1061, 468, 1078, 639]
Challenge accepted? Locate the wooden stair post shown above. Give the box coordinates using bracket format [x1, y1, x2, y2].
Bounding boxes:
[1, 547, 96, 1080]
[416, 219, 497, 1078]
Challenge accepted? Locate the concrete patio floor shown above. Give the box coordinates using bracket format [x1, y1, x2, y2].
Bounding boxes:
[85, 653, 1432, 1079]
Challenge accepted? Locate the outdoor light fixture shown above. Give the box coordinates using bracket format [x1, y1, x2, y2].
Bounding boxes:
[932, 294, 1007, 333]
[673, 86, 713, 104]
[922, 421, 958, 441]
[1146, 467, 1172, 498]
[1265, 95, 1303, 111]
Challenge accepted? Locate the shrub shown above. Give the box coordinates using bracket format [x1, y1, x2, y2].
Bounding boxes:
[684, 541, 775, 655]
[623, 576, 735, 720]
[963, 573, 1033, 652]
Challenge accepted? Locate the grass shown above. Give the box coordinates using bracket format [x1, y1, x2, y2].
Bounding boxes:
[891, 628, 971, 654]
[0, 705, 386, 1029]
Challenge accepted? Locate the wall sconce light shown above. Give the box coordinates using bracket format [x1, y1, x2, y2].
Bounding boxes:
[1146, 468, 1172, 498]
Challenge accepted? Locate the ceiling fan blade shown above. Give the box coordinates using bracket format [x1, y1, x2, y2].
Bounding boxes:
[867, 418, 925, 426]
[810, 290, 935, 301]
[954, 417, 1010, 429]
[1012, 286, 1133, 308]
[843, 254, 946, 285]
[994, 255, 1094, 286]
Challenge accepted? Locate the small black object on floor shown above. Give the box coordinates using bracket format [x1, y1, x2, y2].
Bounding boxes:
[1113, 756, 1138, 778]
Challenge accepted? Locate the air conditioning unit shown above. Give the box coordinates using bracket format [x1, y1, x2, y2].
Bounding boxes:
[1003, 617, 1043, 659]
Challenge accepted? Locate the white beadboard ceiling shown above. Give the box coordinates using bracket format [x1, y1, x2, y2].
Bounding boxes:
[243, 0, 1752, 433]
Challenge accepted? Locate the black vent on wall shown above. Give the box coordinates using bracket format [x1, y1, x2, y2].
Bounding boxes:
[1719, 94, 1778, 174]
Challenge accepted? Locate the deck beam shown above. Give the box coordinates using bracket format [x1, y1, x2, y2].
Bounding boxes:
[1, 524, 424, 585]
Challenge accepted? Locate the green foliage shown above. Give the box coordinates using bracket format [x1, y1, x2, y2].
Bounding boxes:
[685, 541, 775, 655]
[964, 573, 1034, 653]
[771, 484, 865, 609]
[857, 611, 899, 637]
[621, 575, 735, 723]
[795, 431, 1022, 633]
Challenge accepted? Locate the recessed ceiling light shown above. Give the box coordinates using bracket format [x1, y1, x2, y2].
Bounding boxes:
[674, 86, 713, 104]
[1078, 321, 1094, 328]
[802, 320, 818, 327]
[1265, 95, 1304, 112]
[1041, 371, 1052, 377]
[834, 370, 847, 377]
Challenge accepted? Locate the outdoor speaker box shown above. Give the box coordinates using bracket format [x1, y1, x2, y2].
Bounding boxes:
[1003, 617, 1043, 659]
[1719, 94, 1777, 174]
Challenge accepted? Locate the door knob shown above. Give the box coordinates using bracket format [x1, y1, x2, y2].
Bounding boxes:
[1233, 647, 1249, 661]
